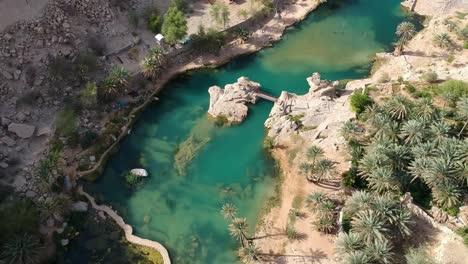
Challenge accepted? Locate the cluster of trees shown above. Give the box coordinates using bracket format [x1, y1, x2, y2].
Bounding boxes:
[341, 85, 467, 214]
[299, 145, 336, 183]
[221, 204, 260, 263]
[336, 191, 412, 263]
[307, 192, 338, 233]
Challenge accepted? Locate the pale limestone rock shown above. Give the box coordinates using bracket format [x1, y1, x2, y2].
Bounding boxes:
[8, 123, 35, 138]
[207, 77, 261, 124]
[265, 73, 345, 138]
[130, 168, 148, 177]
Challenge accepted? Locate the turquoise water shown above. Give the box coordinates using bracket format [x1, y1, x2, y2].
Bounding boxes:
[85, 1, 411, 263]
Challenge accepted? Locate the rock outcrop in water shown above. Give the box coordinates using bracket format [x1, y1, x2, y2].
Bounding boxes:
[207, 77, 261, 124]
[265, 73, 344, 138]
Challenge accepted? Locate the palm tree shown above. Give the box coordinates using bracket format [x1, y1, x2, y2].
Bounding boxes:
[425, 157, 454, 188]
[413, 98, 436, 121]
[394, 21, 416, 55]
[299, 162, 314, 181]
[433, 33, 451, 48]
[306, 192, 327, 211]
[238, 243, 260, 263]
[359, 152, 391, 178]
[39, 195, 71, 221]
[366, 239, 394, 264]
[221, 203, 237, 220]
[306, 145, 324, 164]
[313, 216, 335, 233]
[316, 199, 336, 217]
[335, 232, 364, 256]
[344, 251, 372, 264]
[432, 183, 462, 209]
[456, 97, 468, 136]
[430, 121, 451, 145]
[311, 159, 336, 182]
[367, 167, 400, 194]
[345, 191, 373, 216]
[0, 234, 43, 264]
[400, 119, 427, 145]
[141, 48, 166, 79]
[340, 120, 361, 141]
[229, 218, 250, 247]
[411, 142, 434, 158]
[351, 210, 388, 244]
[408, 157, 431, 183]
[390, 208, 412, 238]
[384, 95, 412, 121]
[109, 67, 129, 87]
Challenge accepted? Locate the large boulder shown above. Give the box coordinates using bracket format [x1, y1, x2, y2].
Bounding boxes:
[8, 123, 36, 138]
[207, 77, 261, 124]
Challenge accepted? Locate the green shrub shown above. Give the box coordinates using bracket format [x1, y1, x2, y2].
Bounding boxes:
[341, 170, 356, 188]
[350, 91, 374, 113]
[55, 107, 78, 141]
[447, 54, 455, 63]
[443, 206, 459, 217]
[147, 14, 161, 33]
[161, 6, 187, 44]
[80, 130, 98, 149]
[286, 224, 297, 240]
[123, 172, 143, 188]
[422, 71, 438, 83]
[0, 200, 40, 241]
[80, 82, 97, 106]
[405, 84, 416, 93]
[456, 226, 468, 246]
[464, 42, 468, 49]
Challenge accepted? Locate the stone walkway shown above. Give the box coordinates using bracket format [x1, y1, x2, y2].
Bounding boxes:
[78, 187, 171, 264]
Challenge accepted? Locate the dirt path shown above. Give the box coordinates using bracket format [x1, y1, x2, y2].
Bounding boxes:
[0, 0, 50, 31]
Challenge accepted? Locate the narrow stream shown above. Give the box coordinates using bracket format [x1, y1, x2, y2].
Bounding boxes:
[81, 0, 415, 263]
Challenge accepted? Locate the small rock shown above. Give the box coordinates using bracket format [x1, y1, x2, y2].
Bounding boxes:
[36, 127, 51, 136]
[1, 136, 16, 147]
[89, 156, 96, 162]
[98, 211, 106, 220]
[61, 239, 69, 246]
[70, 201, 88, 212]
[8, 123, 35, 138]
[2, 70, 13, 80]
[16, 112, 26, 122]
[25, 190, 37, 198]
[0, 162, 8, 169]
[1, 117, 11, 127]
[3, 33, 12, 41]
[13, 69, 22, 80]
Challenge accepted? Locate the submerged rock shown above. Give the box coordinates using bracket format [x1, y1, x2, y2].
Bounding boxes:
[207, 77, 261, 124]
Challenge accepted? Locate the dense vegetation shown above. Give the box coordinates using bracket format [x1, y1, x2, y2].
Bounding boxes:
[336, 80, 468, 262]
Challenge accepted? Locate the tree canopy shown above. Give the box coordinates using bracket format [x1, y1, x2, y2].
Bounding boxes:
[162, 6, 187, 43]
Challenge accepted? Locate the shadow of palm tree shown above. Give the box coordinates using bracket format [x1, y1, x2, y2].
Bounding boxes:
[258, 248, 328, 263]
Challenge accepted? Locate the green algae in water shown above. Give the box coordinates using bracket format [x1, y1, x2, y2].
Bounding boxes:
[83, 0, 412, 263]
